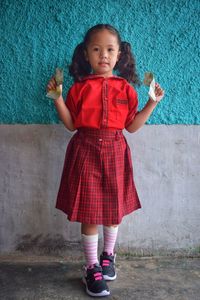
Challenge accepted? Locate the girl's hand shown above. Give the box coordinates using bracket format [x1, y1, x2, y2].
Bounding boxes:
[46, 77, 63, 93]
[46, 77, 63, 100]
[154, 83, 165, 102]
[46, 77, 56, 92]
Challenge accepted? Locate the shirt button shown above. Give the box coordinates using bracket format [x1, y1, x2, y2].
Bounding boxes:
[99, 138, 103, 142]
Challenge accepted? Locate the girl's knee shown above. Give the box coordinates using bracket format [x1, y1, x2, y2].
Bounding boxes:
[81, 223, 98, 235]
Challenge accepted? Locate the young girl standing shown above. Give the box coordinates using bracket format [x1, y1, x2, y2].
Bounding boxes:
[47, 24, 164, 297]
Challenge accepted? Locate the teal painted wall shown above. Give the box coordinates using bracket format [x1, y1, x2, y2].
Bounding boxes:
[0, 0, 199, 124]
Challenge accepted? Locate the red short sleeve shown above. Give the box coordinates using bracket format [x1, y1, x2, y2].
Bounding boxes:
[125, 85, 138, 128]
[65, 87, 77, 123]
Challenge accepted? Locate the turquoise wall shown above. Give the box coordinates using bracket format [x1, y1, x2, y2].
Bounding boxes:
[0, 0, 199, 124]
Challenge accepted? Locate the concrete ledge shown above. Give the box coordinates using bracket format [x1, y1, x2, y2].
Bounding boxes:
[0, 125, 200, 254]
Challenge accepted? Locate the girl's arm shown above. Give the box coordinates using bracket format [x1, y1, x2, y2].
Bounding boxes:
[47, 77, 75, 131]
[126, 83, 164, 133]
[54, 95, 75, 131]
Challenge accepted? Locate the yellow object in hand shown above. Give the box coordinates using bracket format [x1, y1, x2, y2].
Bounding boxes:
[143, 72, 154, 86]
[55, 68, 64, 85]
[46, 68, 64, 100]
[143, 72, 157, 102]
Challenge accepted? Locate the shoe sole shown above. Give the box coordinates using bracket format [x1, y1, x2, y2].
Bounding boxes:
[103, 273, 117, 281]
[82, 277, 110, 297]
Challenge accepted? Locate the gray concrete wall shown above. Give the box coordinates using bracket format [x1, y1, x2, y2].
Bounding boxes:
[0, 125, 199, 254]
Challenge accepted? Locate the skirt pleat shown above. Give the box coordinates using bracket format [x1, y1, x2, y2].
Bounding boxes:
[56, 128, 141, 225]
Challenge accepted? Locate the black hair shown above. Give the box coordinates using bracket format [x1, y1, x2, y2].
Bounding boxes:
[69, 24, 140, 85]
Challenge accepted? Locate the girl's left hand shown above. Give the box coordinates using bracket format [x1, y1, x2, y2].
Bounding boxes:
[155, 83, 165, 102]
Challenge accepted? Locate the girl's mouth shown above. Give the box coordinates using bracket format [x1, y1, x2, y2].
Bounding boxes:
[99, 62, 109, 66]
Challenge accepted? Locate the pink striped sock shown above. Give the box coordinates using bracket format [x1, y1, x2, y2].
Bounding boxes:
[103, 226, 118, 255]
[82, 234, 99, 268]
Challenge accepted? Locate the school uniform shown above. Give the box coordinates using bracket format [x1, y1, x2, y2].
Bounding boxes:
[56, 75, 141, 225]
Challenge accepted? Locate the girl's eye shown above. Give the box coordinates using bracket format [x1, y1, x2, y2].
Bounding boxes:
[93, 48, 99, 51]
[108, 48, 114, 52]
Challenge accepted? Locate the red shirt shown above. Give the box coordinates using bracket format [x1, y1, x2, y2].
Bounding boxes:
[65, 75, 138, 129]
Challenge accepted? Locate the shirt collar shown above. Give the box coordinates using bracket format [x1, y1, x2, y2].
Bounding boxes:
[80, 74, 126, 82]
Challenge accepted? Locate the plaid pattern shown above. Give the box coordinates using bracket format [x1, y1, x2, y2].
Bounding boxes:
[56, 128, 141, 225]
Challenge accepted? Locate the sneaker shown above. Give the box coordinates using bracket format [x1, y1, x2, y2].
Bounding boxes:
[82, 263, 110, 297]
[100, 252, 117, 281]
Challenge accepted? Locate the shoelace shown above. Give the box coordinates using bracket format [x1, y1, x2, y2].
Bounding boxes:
[94, 272, 103, 281]
[102, 259, 110, 267]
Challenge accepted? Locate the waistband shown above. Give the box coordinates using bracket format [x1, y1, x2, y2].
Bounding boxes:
[77, 127, 123, 140]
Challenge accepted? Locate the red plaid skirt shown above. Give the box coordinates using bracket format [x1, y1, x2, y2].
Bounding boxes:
[56, 128, 141, 225]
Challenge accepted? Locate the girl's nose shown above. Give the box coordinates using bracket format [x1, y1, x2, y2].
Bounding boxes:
[100, 50, 107, 58]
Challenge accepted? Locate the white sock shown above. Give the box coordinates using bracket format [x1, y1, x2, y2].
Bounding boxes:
[82, 233, 99, 268]
[103, 226, 118, 255]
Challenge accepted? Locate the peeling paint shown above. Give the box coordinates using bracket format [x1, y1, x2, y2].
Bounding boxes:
[16, 234, 81, 254]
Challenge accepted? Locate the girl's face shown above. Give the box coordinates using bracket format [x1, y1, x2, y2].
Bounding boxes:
[85, 29, 121, 77]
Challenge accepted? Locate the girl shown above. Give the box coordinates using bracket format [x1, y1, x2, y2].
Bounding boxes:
[47, 24, 164, 297]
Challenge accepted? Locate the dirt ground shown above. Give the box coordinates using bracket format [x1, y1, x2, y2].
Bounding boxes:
[0, 253, 200, 300]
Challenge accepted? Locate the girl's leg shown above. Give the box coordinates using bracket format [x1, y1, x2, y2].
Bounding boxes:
[81, 224, 99, 268]
[81, 224, 110, 297]
[100, 225, 119, 281]
[103, 225, 118, 255]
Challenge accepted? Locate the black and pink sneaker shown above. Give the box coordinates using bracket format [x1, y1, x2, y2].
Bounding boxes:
[100, 252, 117, 281]
[82, 263, 110, 297]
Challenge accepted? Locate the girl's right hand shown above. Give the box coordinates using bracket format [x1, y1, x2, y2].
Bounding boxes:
[46, 76, 63, 100]
[46, 76, 57, 93]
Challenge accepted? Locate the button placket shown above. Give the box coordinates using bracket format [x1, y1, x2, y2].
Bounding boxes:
[102, 79, 108, 128]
